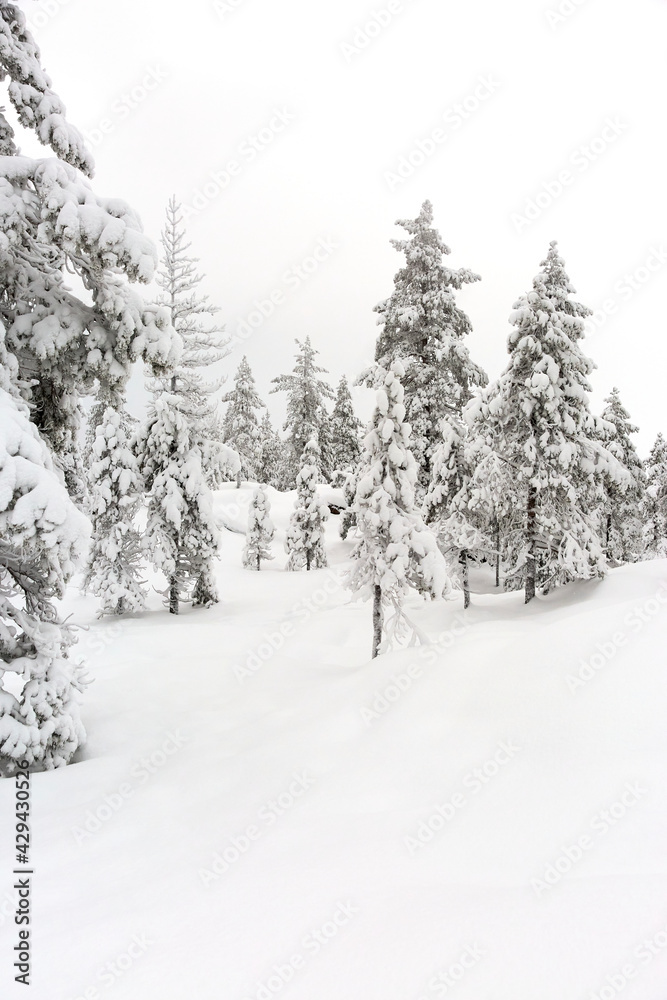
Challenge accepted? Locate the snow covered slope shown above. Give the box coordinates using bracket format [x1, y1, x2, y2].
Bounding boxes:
[2, 482, 667, 1000]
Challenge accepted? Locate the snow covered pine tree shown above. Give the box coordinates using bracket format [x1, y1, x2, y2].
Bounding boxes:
[285, 436, 329, 571]
[470, 242, 628, 603]
[642, 433, 667, 558]
[255, 411, 283, 490]
[222, 356, 265, 487]
[424, 416, 491, 609]
[329, 375, 362, 479]
[374, 200, 487, 488]
[598, 387, 645, 563]
[271, 336, 334, 488]
[0, 6, 179, 768]
[243, 485, 275, 570]
[83, 404, 146, 616]
[138, 197, 239, 614]
[347, 361, 450, 657]
[0, 3, 178, 767]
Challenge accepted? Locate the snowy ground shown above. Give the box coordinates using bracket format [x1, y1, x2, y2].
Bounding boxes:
[3, 482, 667, 1000]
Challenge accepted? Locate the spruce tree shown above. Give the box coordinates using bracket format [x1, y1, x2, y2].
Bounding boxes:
[270, 336, 333, 487]
[83, 405, 146, 616]
[0, 328, 90, 771]
[243, 486, 275, 570]
[424, 417, 491, 609]
[256, 411, 283, 489]
[339, 467, 359, 540]
[474, 243, 627, 602]
[347, 361, 450, 657]
[329, 375, 362, 476]
[137, 389, 236, 613]
[221, 356, 265, 487]
[140, 198, 238, 611]
[0, 6, 179, 768]
[642, 433, 667, 558]
[285, 437, 329, 571]
[373, 200, 487, 486]
[598, 387, 645, 563]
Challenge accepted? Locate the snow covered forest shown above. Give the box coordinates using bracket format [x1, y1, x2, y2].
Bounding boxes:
[1, 1, 667, 998]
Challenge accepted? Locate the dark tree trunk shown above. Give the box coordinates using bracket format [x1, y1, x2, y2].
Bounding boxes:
[256, 552, 261, 571]
[236, 469, 242, 489]
[372, 584, 382, 659]
[306, 549, 311, 571]
[525, 484, 537, 604]
[494, 518, 501, 589]
[169, 575, 179, 615]
[460, 548, 470, 610]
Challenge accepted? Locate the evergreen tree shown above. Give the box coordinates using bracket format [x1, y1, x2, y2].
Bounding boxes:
[137, 388, 239, 614]
[83, 405, 146, 616]
[329, 375, 362, 475]
[339, 467, 359, 540]
[642, 433, 667, 558]
[472, 243, 627, 603]
[598, 387, 645, 563]
[347, 361, 450, 657]
[221, 356, 265, 486]
[256, 411, 283, 489]
[0, 328, 90, 771]
[316, 405, 336, 484]
[285, 436, 329, 571]
[0, 6, 179, 768]
[140, 198, 237, 610]
[373, 200, 487, 485]
[270, 336, 333, 486]
[243, 485, 275, 570]
[424, 417, 491, 609]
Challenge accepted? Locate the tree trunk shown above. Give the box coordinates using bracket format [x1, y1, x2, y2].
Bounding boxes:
[372, 584, 382, 659]
[236, 469, 242, 489]
[605, 512, 612, 557]
[256, 552, 261, 571]
[525, 484, 537, 604]
[494, 518, 500, 589]
[460, 548, 470, 610]
[306, 549, 311, 571]
[169, 575, 179, 615]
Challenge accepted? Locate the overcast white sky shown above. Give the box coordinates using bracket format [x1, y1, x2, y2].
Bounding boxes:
[14, 0, 667, 451]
